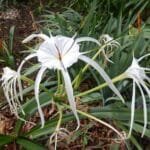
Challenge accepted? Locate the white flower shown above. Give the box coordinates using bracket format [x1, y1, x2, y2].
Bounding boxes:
[125, 54, 150, 138]
[99, 34, 120, 46]
[1, 67, 25, 118]
[99, 34, 120, 63]
[19, 33, 124, 128]
[49, 128, 69, 150]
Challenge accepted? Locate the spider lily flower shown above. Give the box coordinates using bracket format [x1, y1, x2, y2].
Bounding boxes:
[1, 67, 25, 118]
[124, 54, 150, 138]
[99, 34, 120, 63]
[20, 33, 124, 128]
[49, 128, 69, 150]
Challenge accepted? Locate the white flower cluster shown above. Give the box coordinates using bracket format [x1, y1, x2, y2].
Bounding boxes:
[1, 33, 149, 138]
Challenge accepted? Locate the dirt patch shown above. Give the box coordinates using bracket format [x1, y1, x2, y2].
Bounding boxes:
[0, 5, 39, 70]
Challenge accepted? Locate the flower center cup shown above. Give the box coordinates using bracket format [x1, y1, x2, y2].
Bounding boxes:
[37, 36, 80, 70]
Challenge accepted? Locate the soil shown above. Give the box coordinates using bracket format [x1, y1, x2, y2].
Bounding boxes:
[0, 5, 40, 72]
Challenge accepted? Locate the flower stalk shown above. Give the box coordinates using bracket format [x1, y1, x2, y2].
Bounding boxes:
[76, 73, 126, 97]
[49, 104, 63, 150]
[73, 43, 107, 89]
[63, 103, 126, 141]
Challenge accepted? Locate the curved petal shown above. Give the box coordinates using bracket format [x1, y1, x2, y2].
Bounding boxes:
[3, 80, 14, 113]
[17, 53, 37, 101]
[138, 53, 150, 62]
[143, 67, 150, 71]
[128, 81, 136, 138]
[13, 78, 25, 115]
[79, 55, 124, 103]
[34, 66, 47, 128]
[22, 33, 50, 43]
[17, 53, 37, 74]
[10, 79, 18, 115]
[61, 69, 80, 130]
[76, 37, 101, 46]
[102, 48, 114, 63]
[135, 79, 147, 137]
[138, 78, 150, 99]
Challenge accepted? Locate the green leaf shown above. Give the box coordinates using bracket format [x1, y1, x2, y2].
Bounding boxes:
[116, 122, 142, 150]
[80, 92, 102, 103]
[25, 102, 149, 139]
[25, 114, 74, 139]
[124, 123, 150, 138]
[23, 92, 53, 114]
[9, 26, 15, 53]
[0, 135, 14, 146]
[14, 92, 53, 135]
[16, 138, 46, 150]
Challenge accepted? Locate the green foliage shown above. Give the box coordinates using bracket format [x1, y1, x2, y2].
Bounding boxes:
[0, 26, 15, 68]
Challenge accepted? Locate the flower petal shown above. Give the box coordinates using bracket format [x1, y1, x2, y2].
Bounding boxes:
[17, 53, 37, 101]
[135, 79, 147, 137]
[138, 78, 150, 98]
[10, 79, 18, 115]
[13, 78, 25, 115]
[3, 80, 14, 113]
[79, 55, 124, 103]
[17, 53, 37, 74]
[61, 69, 80, 130]
[128, 81, 136, 138]
[76, 37, 101, 46]
[102, 48, 114, 63]
[34, 66, 47, 128]
[22, 33, 50, 43]
[138, 53, 150, 62]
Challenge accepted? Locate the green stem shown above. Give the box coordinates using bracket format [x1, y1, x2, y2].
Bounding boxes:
[49, 104, 62, 150]
[56, 105, 63, 130]
[21, 73, 126, 140]
[72, 44, 109, 89]
[63, 104, 126, 141]
[76, 73, 126, 97]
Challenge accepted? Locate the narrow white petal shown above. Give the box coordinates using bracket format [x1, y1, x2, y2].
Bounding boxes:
[138, 53, 150, 62]
[54, 133, 58, 150]
[17, 53, 37, 101]
[79, 55, 124, 103]
[13, 78, 25, 115]
[76, 37, 101, 46]
[13, 78, 19, 101]
[72, 33, 77, 39]
[22, 33, 50, 43]
[49, 132, 56, 144]
[34, 66, 47, 128]
[128, 81, 136, 138]
[136, 67, 150, 72]
[135, 80, 147, 137]
[145, 76, 150, 84]
[17, 53, 37, 74]
[10, 79, 18, 115]
[17, 77, 23, 101]
[138, 78, 150, 98]
[61, 69, 80, 130]
[3, 83, 14, 113]
[102, 49, 114, 63]
[143, 67, 150, 71]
